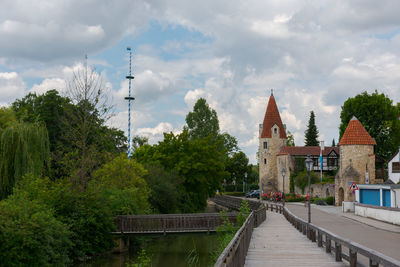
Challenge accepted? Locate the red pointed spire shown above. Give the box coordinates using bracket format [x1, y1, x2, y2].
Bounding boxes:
[261, 94, 287, 138]
[338, 116, 376, 146]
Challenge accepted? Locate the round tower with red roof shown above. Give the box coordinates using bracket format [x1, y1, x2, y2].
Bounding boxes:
[335, 116, 376, 206]
[259, 92, 287, 194]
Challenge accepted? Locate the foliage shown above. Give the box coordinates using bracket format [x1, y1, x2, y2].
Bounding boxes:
[312, 196, 335, 205]
[134, 130, 228, 213]
[331, 138, 336, 147]
[286, 130, 295, 146]
[226, 151, 249, 184]
[0, 107, 17, 133]
[293, 170, 318, 194]
[132, 135, 149, 150]
[304, 111, 319, 146]
[285, 195, 307, 202]
[289, 172, 295, 193]
[143, 163, 183, 214]
[186, 241, 200, 267]
[0, 178, 72, 266]
[339, 91, 400, 159]
[0, 122, 50, 199]
[90, 154, 151, 215]
[126, 249, 152, 267]
[293, 156, 305, 172]
[236, 199, 250, 227]
[185, 98, 219, 140]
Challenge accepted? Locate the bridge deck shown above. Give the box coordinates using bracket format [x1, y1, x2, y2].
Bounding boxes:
[245, 211, 348, 267]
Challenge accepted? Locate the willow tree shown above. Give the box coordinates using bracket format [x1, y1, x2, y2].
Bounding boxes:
[0, 123, 50, 199]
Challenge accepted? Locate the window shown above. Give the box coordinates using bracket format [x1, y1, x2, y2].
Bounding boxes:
[263, 141, 268, 149]
[274, 128, 277, 134]
[393, 162, 400, 173]
[328, 158, 338, 167]
[313, 158, 318, 167]
[264, 158, 267, 165]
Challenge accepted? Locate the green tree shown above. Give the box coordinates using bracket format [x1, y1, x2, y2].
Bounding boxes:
[339, 91, 400, 159]
[304, 111, 319, 146]
[90, 154, 150, 215]
[331, 138, 336, 147]
[0, 107, 17, 133]
[185, 98, 219, 140]
[134, 130, 228, 212]
[143, 163, 183, 214]
[0, 123, 50, 199]
[132, 135, 149, 150]
[286, 131, 295, 146]
[226, 151, 249, 185]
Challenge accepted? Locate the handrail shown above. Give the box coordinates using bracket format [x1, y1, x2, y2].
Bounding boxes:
[214, 202, 267, 267]
[283, 207, 400, 267]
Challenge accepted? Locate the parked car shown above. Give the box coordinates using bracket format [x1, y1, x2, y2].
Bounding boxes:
[246, 189, 260, 198]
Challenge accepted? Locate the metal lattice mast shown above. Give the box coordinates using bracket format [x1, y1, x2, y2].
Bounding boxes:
[125, 47, 135, 158]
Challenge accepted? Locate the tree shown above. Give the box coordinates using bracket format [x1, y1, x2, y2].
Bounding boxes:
[286, 131, 295, 146]
[304, 111, 319, 146]
[185, 98, 219, 140]
[131, 135, 149, 150]
[63, 59, 115, 189]
[332, 138, 336, 147]
[226, 151, 249, 184]
[133, 130, 228, 212]
[0, 107, 17, 133]
[0, 123, 50, 199]
[339, 91, 400, 159]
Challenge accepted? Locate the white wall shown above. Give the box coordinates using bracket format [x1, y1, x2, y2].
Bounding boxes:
[355, 205, 400, 225]
[388, 151, 400, 183]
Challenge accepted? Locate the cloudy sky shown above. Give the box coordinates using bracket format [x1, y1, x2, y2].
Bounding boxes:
[1, 0, 400, 163]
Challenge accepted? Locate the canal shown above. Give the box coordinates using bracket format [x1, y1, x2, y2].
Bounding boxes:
[86, 233, 219, 267]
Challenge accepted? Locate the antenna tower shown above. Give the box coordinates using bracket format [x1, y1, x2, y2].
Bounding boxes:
[125, 47, 135, 158]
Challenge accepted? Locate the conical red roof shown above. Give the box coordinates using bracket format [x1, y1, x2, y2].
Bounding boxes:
[338, 116, 376, 146]
[261, 94, 287, 138]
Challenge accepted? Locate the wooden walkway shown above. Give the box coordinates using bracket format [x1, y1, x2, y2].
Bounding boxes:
[244, 211, 348, 266]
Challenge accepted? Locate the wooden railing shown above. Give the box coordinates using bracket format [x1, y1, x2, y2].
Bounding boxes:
[211, 195, 262, 211]
[214, 196, 266, 267]
[264, 201, 283, 214]
[283, 207, 400, 267]
[113, 213, 237, 234]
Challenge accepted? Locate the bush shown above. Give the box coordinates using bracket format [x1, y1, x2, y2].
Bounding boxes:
[0, 191, 71, 266]
[293, 171, 318, 194]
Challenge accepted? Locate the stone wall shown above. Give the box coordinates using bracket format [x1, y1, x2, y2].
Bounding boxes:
[294, 183, 334, 198]
[277, 154, 292, 194]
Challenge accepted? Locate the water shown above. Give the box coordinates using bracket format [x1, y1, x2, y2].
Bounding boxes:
[87, 233, 219, 267]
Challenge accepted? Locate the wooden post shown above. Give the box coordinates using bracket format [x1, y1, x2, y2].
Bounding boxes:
[163, 218, 166, 235]
[311, 229, 316, 242]
[335, 242, 342, 261]
[317, 231, 322, 247]
[349, 248, 357, 267]
[369, 259, 378, 267]
[326, 237, 331, 253]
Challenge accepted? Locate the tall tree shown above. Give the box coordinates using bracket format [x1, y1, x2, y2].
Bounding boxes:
[226, 151, 249, 184]
[185, 98, 219, 140]
[304, 111, 319, 146]
[0, 123, 50, 199]
[331, 138, 336, 147]
[339, 91, 400, 159]
[286, 130, 295, 146]
[64, 59, 114, 189]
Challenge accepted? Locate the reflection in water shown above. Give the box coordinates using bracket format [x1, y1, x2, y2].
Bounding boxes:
[87, 233, 219, 267]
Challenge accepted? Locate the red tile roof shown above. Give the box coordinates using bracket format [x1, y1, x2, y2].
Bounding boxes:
[260, 94, 287, 138]
[338, 116, 376, 146]
[277, 146, 339, 156]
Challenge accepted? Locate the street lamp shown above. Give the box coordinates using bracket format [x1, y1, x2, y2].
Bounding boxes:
[281, 168, 286, 206]
[244, 172, 247, 193]
[305, 155, 313, 223]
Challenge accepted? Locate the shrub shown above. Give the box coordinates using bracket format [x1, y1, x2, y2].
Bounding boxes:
[223, 191, 245, 197]
[0, 192, 71, 266]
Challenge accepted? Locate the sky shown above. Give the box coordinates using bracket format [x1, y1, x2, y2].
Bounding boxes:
[1, 0, 400, 163]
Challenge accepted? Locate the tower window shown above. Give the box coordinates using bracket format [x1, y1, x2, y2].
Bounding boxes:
[263, 141, 268, 149]
[274, 128, 277, 134]
[264, 159, 267, 165]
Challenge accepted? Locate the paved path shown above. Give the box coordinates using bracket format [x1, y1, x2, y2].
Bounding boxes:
[244, 211, 347, 266]
[286, 203, 400, 262]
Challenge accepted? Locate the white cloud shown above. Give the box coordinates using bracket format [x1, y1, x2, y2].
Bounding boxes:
[0, 71, 25, 105]
[30, 78, 65, 94]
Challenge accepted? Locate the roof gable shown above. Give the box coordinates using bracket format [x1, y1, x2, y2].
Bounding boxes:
[338, 116, 376, 146]
[260, 94, 287, 139]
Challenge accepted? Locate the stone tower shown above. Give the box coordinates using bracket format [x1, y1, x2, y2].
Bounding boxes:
[335, 116, 376, 206]
[259, 93, 287, 193]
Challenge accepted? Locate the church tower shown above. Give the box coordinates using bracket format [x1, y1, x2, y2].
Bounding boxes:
[259, 92, 287, 194]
